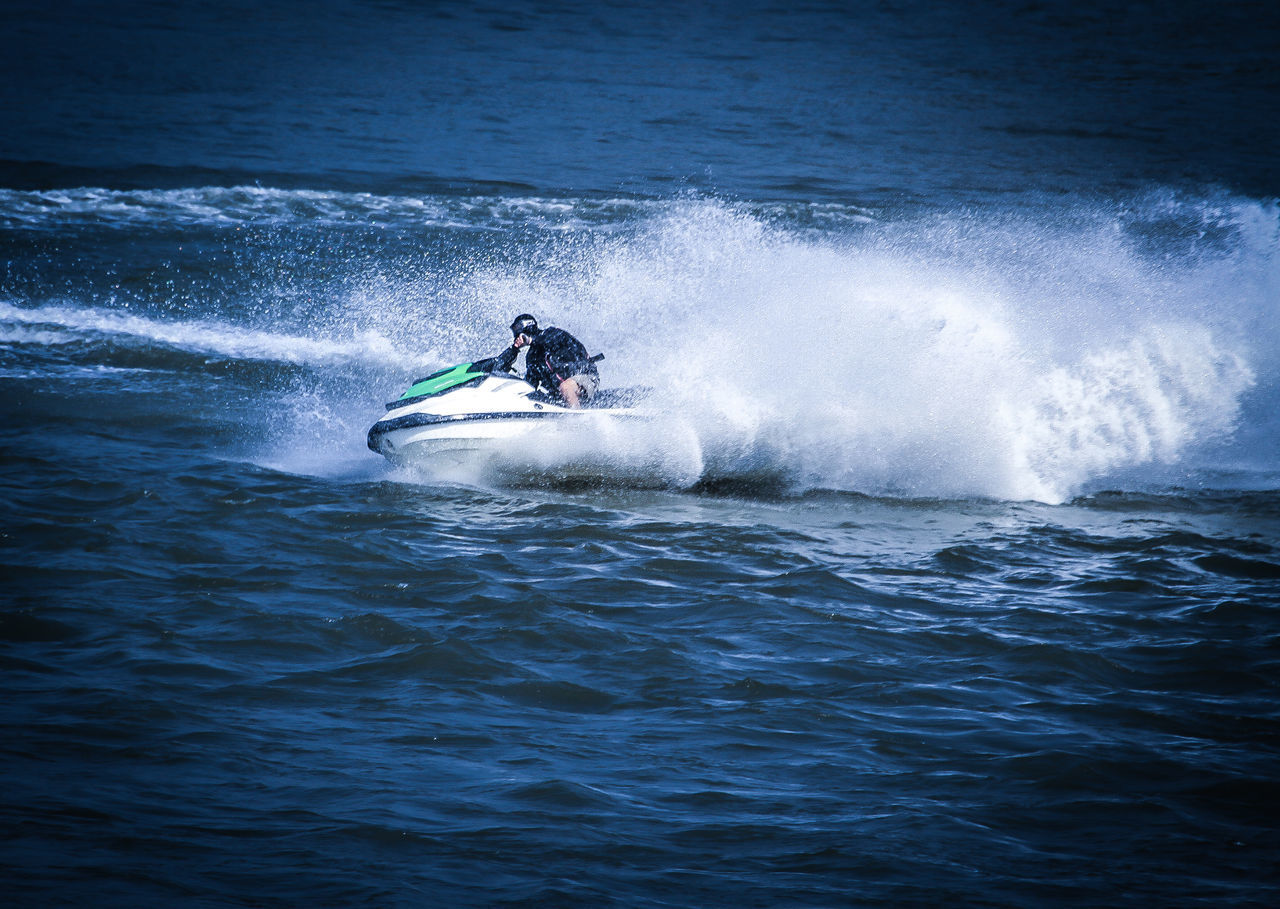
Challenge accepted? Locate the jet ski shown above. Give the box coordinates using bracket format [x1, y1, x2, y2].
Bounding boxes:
[367, 358, 693, 486]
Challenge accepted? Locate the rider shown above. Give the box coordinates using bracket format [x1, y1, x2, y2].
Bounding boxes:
[489, 314, 599, 408]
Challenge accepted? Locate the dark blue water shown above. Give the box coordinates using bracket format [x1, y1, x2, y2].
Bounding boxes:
[3, 1, 1279, 905]
[5, 0, 1280, 200]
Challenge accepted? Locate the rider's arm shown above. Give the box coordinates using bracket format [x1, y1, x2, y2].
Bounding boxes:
[476, 345, 519, 374]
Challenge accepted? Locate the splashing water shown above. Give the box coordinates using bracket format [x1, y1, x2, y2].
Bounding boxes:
[5, 188, 1273, 501]
[389, 194, 1272, 501]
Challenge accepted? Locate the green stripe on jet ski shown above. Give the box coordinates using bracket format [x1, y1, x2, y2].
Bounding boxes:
[393, 362, 488, 407]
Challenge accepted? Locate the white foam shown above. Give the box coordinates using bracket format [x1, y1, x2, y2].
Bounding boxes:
[0, 185, 878, 235]
[0, 186, 645, 232]
[0, 299, 419, 368]
[1008, 327, 1254, 500]
[8, 189, 1271, 501]
[426, 196, 1272, 501]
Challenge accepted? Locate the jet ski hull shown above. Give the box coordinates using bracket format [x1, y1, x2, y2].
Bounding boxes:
[367, 366, 696, 486]
[370, 408, 637, 463]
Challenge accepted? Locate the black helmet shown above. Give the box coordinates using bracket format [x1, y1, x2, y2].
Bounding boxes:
[510, 314, 540, 338]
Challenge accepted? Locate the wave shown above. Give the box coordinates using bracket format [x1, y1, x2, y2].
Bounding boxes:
[4, 187, 1275, 502]
[375, 192, 1275, 502]
[0, 300, 416, 368]
[0, 185, 875, 234]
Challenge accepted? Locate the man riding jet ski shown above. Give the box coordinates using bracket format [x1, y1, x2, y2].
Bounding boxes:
[367, 314, 656, 481]
[480, 314, 600, 408]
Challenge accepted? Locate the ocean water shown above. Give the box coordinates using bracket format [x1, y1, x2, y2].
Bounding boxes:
[3, 1, 1279, 906]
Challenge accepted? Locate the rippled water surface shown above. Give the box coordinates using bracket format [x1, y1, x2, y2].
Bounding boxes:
[3, 1, 1279, 905]
[6, 452, 1279, 904]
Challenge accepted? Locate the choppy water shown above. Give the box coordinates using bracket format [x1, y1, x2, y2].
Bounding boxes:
[3, 1, 1280, 906]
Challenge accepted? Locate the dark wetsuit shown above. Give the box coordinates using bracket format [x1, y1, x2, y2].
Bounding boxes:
[490, 327, 598, 402]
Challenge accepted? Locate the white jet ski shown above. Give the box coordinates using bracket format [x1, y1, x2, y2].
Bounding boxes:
[367, 359, 696, 486]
